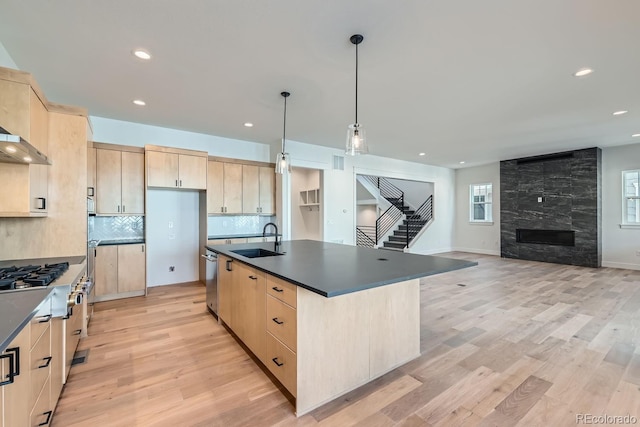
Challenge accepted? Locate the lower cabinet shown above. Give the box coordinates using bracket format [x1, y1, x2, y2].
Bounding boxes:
[231, 262, 266, 362]
[217, 258, 294, 395]
[95, 243, 146, 301]
[1, 324, 31, 427]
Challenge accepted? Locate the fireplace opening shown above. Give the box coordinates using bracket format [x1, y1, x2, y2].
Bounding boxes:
[516, 229, 575, 246]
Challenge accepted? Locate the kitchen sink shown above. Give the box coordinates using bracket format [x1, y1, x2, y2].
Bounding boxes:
[231, 248, 284, 258]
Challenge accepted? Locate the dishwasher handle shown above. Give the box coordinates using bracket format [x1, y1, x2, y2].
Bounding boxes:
[201, 253, 218, 262]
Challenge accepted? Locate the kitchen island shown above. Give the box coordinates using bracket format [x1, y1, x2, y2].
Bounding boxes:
[206, 239, 477, 415]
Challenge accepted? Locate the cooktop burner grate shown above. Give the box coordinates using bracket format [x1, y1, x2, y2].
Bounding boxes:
[0, 262, 70, 291]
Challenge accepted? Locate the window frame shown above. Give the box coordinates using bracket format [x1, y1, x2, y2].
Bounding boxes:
[469, 183, 493, 224]
[621, 169, 640, 228]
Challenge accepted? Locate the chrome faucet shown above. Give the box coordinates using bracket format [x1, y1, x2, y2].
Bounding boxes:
[263, 222, 280, 252]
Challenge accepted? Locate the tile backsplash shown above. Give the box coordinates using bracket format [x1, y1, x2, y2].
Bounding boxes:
[89, 216, 145, 241]
[208, 215, 276, 237]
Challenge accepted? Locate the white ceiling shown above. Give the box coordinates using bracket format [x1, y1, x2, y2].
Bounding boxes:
[1, 0, 639, 169]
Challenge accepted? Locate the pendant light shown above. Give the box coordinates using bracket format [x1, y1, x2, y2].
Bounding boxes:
[275, 91, 291, 174]
[346, 34, 368, 155]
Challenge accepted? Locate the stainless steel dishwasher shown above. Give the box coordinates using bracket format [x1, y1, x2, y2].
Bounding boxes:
[202, 250, 218, 317]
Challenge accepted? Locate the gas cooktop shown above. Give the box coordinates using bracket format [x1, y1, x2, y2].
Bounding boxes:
[0, 262, 69, 291]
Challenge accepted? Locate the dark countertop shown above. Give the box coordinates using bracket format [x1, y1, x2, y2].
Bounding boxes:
[206, 239, 477, 298]
[207, 233, 281, 240]
[0, 288, 53, 353]
[0, 255, 85, 268]
[96, 238, 145, 246]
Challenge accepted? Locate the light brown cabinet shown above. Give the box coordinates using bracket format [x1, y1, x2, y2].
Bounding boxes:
[207, 161, 243, 213]
[217, 256, 266, 363]
[87, 147, 96, 198]
[1, 323, 31, 427]
[242, 165, 275, 214]
[217, 255, 234, 326]
[231, 262, 266, 362]
[96, 148, 144, 214]
[95, 244, 146, 301]
[0, 77, 49, 217]
[146, 150, 207, 190]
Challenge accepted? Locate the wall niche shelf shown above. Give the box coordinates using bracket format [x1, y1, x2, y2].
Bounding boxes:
[300, 188, 320, 210]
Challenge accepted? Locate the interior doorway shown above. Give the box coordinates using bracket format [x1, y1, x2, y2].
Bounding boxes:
[290, 167, 323, 240]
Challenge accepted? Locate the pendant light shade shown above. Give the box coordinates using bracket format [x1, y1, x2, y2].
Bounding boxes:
[275, 91, 291, 174]
[346, 34, 368, 155]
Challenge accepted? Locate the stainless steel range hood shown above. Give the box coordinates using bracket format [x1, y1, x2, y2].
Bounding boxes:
[0, 125, 51, 165]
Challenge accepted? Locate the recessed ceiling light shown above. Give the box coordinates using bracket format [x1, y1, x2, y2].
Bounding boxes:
[418, 152, 425, 156]
[23, 156, 32, 162]
[5, 145, 17, 153]
[613, 110, 628, 116]
[133, 99, 146, 106]
[244, 122, 254, 128]
[459, 161, 465, 164]
[133, 49, 151, 60]
[573, 68, 593, 77]
[632, 134, 640, 138]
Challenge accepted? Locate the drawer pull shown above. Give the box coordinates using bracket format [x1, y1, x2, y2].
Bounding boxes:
[38, 356, 52, 369]
[272, 287, 284, 293]
[272, 357, 284, 367]
[73, 329, 82, 335]
[249, 275, 257, 280]
[272, 317, 284, 325]
[38, 410, 53, 426]
[0, 353, 15, 386]
[36, 314, 52, 323]
[5, 347, 20, 376]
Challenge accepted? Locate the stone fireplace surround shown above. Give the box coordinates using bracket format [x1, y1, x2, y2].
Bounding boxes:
[500, 147, 601, 268]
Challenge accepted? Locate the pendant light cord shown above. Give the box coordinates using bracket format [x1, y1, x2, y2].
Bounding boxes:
[355, 42, 358, 125]
[282, 94, 287, 153]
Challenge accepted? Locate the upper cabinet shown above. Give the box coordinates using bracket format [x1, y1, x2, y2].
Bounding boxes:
[242, 165, 275, 214]
[0, 69, 49, 217]
[146, 146, 207, 190]
[208, 161, 242, 214]
[96, 147, 144, 215]
[208, 161, 275, 215]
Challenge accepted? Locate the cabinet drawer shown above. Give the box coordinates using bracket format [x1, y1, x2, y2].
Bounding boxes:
[266, 295, 297, 352]
[30, 299, 52, 349]
[30, 323, 51, 408]
[266, 275, 297, 308]
[266, 333, 297, 397]
[30, 376, 52, 427]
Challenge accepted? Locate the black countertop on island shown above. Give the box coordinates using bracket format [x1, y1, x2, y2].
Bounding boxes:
[206, 239, 477, 298]
[207, 233, 281, 240]
[0, 288, 53, 353]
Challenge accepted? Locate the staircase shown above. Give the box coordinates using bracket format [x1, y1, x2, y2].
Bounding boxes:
[357, 175, 434, 252]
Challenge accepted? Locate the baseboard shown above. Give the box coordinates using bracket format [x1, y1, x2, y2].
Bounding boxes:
[451, 247, 501, 256]
[410, 247, 454, 255]
[602, 261, 640, 271]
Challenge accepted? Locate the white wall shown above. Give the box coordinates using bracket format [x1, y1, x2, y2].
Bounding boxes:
[602, 143, 640, 270]
[91, 116, 270, 161]
[286, 140, 456, 253]
[146, 189, 200, 286]
[453, 163, 501, 255]
[357, 205, 377, 227]
[0, 42, 17, 68]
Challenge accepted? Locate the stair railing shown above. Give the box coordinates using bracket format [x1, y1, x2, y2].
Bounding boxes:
[376, 205, 403, 244]
[361, 175, 405, 211]
[356, 226, 376, 248]
[405, 195, 433, 247]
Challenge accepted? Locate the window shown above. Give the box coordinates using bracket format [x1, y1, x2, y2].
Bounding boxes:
[470, 183, 492, 222]
[623, 170, 640, 225]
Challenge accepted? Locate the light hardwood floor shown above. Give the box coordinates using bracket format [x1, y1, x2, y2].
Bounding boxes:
[53, 253, 640, 426]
